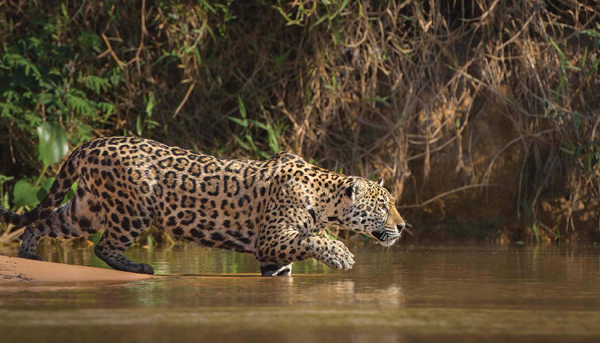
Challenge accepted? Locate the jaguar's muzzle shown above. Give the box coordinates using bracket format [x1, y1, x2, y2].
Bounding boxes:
[371, 226, 402, 246]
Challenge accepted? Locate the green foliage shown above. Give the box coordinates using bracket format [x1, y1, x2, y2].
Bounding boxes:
[578, 24, 600, 84]
[0, 175, 14, 209]
[37, 122, 68, 167]
[275, 0, 350, 29]
[560, 141, 600, 174]
[11, 176, 78, 210]
[529, 223, 540, 244]
[136, 92, 160, 137]
[0, 12, 122, 145]
[12, 179, 44, 208]
[83, 76, 111, 95]
[77, 31, 103, 53]
[579, 23, 600, 50]
[228, 97, 285, 159]
[2, 124, 76, 214]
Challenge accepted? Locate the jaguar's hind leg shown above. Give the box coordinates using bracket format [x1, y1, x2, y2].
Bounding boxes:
[93, 215, 154, 275]
[19, 188, 105, 261]
[18, 227, 44, 261]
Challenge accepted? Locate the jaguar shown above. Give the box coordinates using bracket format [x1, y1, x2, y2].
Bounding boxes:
[1, 137, 407, 276]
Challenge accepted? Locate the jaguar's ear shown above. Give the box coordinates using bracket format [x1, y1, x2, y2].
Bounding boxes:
[378, 178, 384, 187]
[344, 179, 367, 202]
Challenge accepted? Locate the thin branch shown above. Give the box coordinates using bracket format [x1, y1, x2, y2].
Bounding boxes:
[173, 83, 196, 118]
[398, 184, 499, 209]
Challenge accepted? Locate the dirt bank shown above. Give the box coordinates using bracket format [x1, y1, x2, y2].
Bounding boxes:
[0, 255, 152, 284]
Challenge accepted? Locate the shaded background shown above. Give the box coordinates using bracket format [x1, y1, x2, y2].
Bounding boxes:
[1, 0, 599, 244]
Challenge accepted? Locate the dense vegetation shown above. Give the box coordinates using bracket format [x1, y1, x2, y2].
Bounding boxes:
[1, 1, 599, 245]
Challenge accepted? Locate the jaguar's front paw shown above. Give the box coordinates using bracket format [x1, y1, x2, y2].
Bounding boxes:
[318, 240, 355, 271]
[260, 262, 293, 277]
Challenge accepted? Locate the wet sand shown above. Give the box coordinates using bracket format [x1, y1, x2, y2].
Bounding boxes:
[0, 255, 152, 284]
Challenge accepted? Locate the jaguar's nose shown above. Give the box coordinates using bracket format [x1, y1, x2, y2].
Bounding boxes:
[397, 222, 413, 236]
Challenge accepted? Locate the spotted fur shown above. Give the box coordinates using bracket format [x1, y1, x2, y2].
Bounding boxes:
[0, 137, 406, 276]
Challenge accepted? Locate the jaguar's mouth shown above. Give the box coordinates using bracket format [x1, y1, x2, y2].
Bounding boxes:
[371, 228, 401, 247]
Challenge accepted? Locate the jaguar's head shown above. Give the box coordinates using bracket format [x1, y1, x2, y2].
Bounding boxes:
[339, 178, 407, 247]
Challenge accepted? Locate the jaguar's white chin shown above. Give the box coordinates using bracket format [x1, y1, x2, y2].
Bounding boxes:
[377, 237, 399, 247]
[371, 228, 401, 247]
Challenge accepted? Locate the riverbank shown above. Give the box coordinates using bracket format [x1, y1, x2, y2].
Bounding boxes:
[0, 255, 152, 284]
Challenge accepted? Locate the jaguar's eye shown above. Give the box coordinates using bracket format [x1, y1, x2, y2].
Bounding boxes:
[379, 206, 387, 215]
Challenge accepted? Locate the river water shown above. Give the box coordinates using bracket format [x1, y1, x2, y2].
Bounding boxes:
[1, 244, 600, 342]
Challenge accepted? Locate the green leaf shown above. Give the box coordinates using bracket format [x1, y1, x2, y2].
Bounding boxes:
[13, 180, 42, 207]
[579, 29, 600, 39]
[234, 136, 250, 151]
[0, 175, 14, 183]
[339, 0, 350, 13]
[560, 147, 575, 155]
[90, 231, 103, 245]
[40, 177, 55, 194]
[561, 141, 576, 154]
[37, 123, 68, 167]
[530, 224, 540, 244]
[330, 0, 349, 20]
[136, 115, 143, 136]
[77, 31, 102, 53]
[268, 129, 280, 153]
[237, 96, 247, 119]
[248, 119, 269, 131]
[228, 116, 247, 128]
[549, 38, 565, 60]
[587, 58, 600, 81]
[98, 102, 116, 119]
[146, 92, 157, 117]
[37, 177, 55, 202]
[523, 199, 531, 217]
[275, 6, 292, 22]
[246, 134, 259, 153]
[147, 233, 154, 247]
[64, 92, 97, 117]
[63, 181, 78, 204]
[83, 76, 110, 95]
[310, 15, 330, 30]
[273, 50, 292, 65]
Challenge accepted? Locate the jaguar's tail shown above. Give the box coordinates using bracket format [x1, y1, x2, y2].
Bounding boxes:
[0, 147, 82, 229]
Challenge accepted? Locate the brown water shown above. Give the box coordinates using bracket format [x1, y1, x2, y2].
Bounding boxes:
[1, 244, 600, 343]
